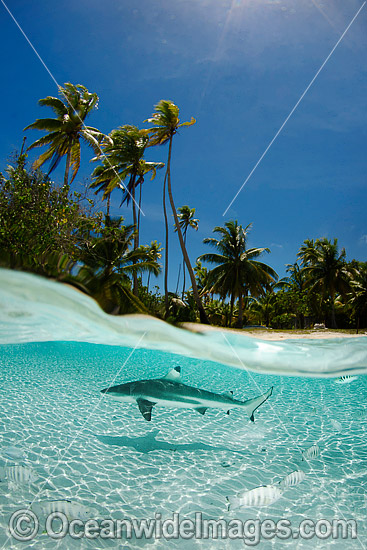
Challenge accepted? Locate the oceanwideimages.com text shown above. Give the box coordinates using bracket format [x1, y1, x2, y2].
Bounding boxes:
[9, 510, 358, 546]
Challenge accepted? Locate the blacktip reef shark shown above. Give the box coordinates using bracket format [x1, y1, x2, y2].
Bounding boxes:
[101, 367, 273, 422]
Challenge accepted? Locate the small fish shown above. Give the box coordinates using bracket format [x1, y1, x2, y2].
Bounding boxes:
[335, 376, 358, 384]
[35, 500, 97, 521]
[280, 470, 306, 488]
[226, 485, 283, 510]
[4, 465, 38, 485]
[2, 447, 26, 461]
[302, 444, 320, 461]
[330, 419, 342, 431]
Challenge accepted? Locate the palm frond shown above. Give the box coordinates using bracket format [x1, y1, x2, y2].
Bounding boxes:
[38, 96, 68, 117]
[26, 131, 63, 150]
[24, 118, 63, 132]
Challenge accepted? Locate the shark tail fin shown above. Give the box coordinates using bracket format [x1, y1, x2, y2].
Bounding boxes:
[243, 386, 273, 422]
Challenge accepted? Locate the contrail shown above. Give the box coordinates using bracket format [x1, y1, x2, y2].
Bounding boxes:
[223, 2, 366, 216]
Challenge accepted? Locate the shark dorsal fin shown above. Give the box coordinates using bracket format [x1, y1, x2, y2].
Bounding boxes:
[164, 366, 181, 382]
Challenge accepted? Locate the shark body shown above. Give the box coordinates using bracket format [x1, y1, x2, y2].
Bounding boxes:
[101, 367, 273, 422]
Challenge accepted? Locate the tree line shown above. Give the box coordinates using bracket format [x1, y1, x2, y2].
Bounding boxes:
[0, 82, 366, 331]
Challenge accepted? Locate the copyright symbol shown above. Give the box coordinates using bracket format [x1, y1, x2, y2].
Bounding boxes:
[9, 509, 39, 541]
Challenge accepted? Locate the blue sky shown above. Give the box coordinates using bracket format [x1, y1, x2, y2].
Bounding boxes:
[1, 0, 366, 290]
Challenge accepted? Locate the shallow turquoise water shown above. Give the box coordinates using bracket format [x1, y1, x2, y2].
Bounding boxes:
[1, 270, 367, 549]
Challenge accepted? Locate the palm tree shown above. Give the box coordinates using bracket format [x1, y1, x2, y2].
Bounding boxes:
[199, 221, 278, 327]
[79, 215, 160, 313]
[348, 262, 367, 333]
[194, 260, 211, 304]
[174, 205, 199, 298]
[284, 262, 307, 291]
[89, 158, 114, 216]
[250, 287, 277, 327]
[25, 83, 103, 187]
[281, 262, 310, 328]
[90, 125, 163, 295]
[145, 240, 163, 291]
[146, 100, 209, 324]
[298, 237, 351, 328]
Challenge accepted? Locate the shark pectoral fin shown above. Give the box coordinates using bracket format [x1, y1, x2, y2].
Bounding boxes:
[195, 407, 208, 415]
[222, 391, 234, 399]
[244, 386, 273, 422]
[137, 398, 156, 421]
[164, 366, 182, 382]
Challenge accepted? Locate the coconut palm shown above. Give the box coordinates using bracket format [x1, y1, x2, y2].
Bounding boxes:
[250, 288, 277, 327]
[348, 262, 367, 333]
[145, 240, 163, 291]
[25, 83, 103, 187]
[281, 262, 310, 328]
[89, 159, 113, 216]
[284, 262, 307, 291]
[297, 238, 352, 328]
[194, 260, 211, 304]
[78, 215, 160, 313]
[90, 125, 163, 294]
[199, 221, 278, 327]
[146, 100, 209, 323]
[174, 205, 199, 298]
[91, 126, 163, 240]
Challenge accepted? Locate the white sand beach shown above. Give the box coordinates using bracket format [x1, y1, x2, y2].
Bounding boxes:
[181, 323, 367, 340]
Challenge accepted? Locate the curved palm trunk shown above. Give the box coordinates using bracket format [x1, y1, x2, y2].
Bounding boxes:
[137, 180, 142, 241]
[166, 137, 209, 325]
[131, 176, 139, 296]
[162, 172, 169, 318]
[147, 271, 151, 292]
[106, 194, 111, 217]
[175, 263, 181, 295]
[64, 141, 72, 188]
[330, 297, 337, 329]
[182, 230, 187, 299]
[229, 293, 234, 327]
[236, 291, 243, 328]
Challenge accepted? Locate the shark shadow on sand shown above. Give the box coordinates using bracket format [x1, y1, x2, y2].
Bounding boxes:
[96, 429, 250, 456]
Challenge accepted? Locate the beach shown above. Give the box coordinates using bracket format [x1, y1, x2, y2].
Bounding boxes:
[181, 323, 367, 340]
